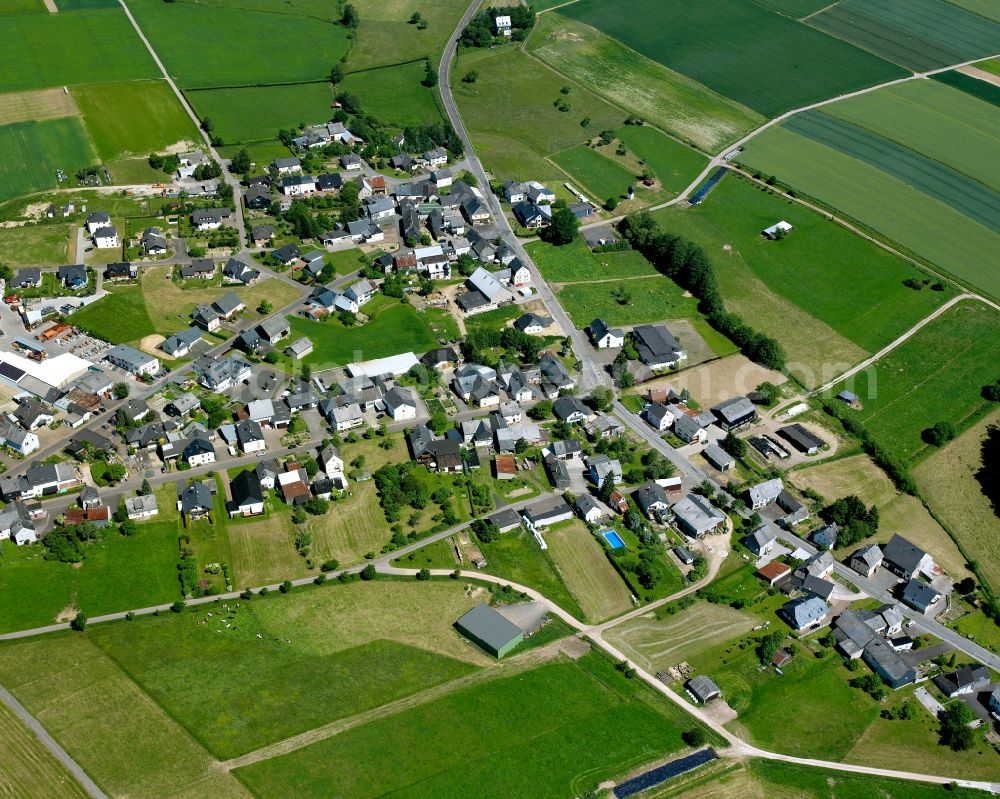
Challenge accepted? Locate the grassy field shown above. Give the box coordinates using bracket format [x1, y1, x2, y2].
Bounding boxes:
[73, 81, 199, 160]
[832, 301, 1000, 464]
[71, 285, 153, 344]
[307, 481, 393, 566]
[0, 0, 45, 11]
[0, 87, 80, 125]
[652, 175, 952, 383]
[0, 634, 253, 799]
[0, 9, 158, 93]
[224, 504, 304, 588]
[0, 519, 180, 634]
[526, 238, 658, 283]
[0, 117, 98, 202]
[935, 68, 1000, 108]
[0, 700, 90, 799]
[452, 46, 625, 181]
[0, 222, 72, 266]
[90, 611, 476, 759]
[286, 297, 439, 367]
[346, 0, 470, 71]
[616, 125, 709, 194]
[749, 0, 832, 16]
[234, 651, 706, 798]
[326, 247, 366, 275]
[550, 144, 638, 201]
[740, 125, 1000, 300]
[557, 274, 701, 328]
[340, 62, 444, 128]
[916, 408, 1000, 592]
[544, 520, 633, 622]
[528, 13, 762, 153]
[125, 0, 350, 89]
[106, 156, 166, 184]
[558, 0, 905, 117]
[626, 353, 785, 408]
[808, 0, 1000, 71]
[187, 83, 333, 145]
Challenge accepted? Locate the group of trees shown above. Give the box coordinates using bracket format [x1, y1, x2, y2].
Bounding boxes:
[923, 420, 956, 447]
[42, 522, 101, 562]
[459, 5, 534, 46]
[540, 205, 581, 246]
[462, 326, 542, 366]
[373, 462, 428, 523]
[820, 495, 879, 549]
[147, 152, 180, 175]
[619, 212, 785, 371]
[471, 518, 501, 544]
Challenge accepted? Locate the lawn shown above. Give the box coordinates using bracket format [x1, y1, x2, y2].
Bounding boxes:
[0, 9, 158, 93]
[915, 408, 1000, 593]
[558, 0, 905, 117]
[71, 286, 153, 344]
[326, 247, 366, 275]
[528, 13, 762, 153]
[0, 519, 180, 634]
[557, 274, 701, 328]
[0, 117, 98, 202]
[346, 0, 470, 71]
[0, 222, 71, 266]
[72, 81, 199, 160]
[307, 481, 393, 566]
[224, 503, 305, 587]
[740, 125, 1000, 300]
[0, 634, 252, 799]
[616, 124, 709, 195]
[544, 519, 633, 622]
[452, 46, 625, 181]
[187, 83, 333, 145]
[340, 62, 444, 128]
[0, 700, 90, 799]
[808, 0, 1000, 71]
[462, 302, 523, 332]
[652, 175, 953, 383]
[286, 296, 438, 367]
[421, 307, 460, 341]
[831, 300, 1000, 464]
[125, 0, 350, 89]
[234, 651, 708, 799]
[526, 238, 659, 283]
[551, 144, 638, 202]
[89, 610, 476, 759]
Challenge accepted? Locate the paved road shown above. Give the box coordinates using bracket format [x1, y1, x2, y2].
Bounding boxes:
[0, 685, 109, 799]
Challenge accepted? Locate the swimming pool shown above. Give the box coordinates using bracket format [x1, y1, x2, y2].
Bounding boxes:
[602, 530, 626, 549]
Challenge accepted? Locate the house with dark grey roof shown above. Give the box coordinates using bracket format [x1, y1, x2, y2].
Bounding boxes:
[489, 508, 522, 533]
[850, 544, 883, 578]
[882, 534, 935, 581]
[180, 258, 214, 280]
[588, 318, 624, 349]
[711, 396, 758, 431]
[781, 596, 828, 631]
[778, 423, 824, 454]
[161, 327, 203, 358]
[177, 480, 213, 519]
[901, 578, 942, 614]
[744, 522, 778, 557]
[57, 264, 88, 289]
[632, 324, 685, 369]
[165, 393, 199, 417]
[228, 470, 264, 517]
[257, 316, 290, 344]
[574, 493, 603, 523]
[934, 666, 990, 698]
[746, 478, 783, 510]
[702, 442, 735, 472]
[553, 396, 589, 423]
[523, 495, 574, 528]
[223, 257, 259, 285]
[272, 243, 301, 266]
[191, 207, 232, 231]
[863, 637, 916, 689]
[811, 523, 839, 551]
[633, 482, 670, 518]
[543, 453, 570, 490]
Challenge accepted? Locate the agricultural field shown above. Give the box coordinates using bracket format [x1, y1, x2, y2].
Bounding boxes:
[124, 0, 350, 89]
[187, 83, 333, 145]
[557, 0, 905, 117]
[528, 13, 763, 153]
[0, 87, 80, 126]
[345, 0, 470, 71]
[808, 0, 1000, 71]
[652, 175, 954, 385]
[616, 125, 709, 195]
[0, 0, 45, 11]
[557, 274, 701, 328]
[340, 62, 443, 128]
[935, 69, 1000, 108]
[0, 9, 158, 93]
[831, 300, 1000, 464]
[72, 81, 199, 160]
[0, 700, 90, 799]
[285, 298, 439, 368]
[740, 124, 1000, 300]
[56, 0, 119, 8]
[748, 0, 832, 16]
[526, 238, 658, 283]
[233, 651, 706, 799]
[0, 117, 98, 203]
[0, 222, 73, 266]
[950, 0, 1000, 22]
[550, 144, 638, 201]
[915, 409, 1000, 592]
[544, 520, 633, 622]
[452, 47, 625, 181]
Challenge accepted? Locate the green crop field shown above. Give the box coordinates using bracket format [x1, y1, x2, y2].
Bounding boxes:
[528, 14, 763, 153]
[558, 274, 701, 328]
[73, 81, 199, 160]
[453, 47, 625, 180]
[286, 297, 439, 367]
[934, 69, 1000, 108]
[557, 0, 905, 117]
[950, 0, 1000, 21]
[615, 125, 708, 195]
[749, 0, 832, 17]
[56, 0, 119, 8]
[234, 652, 707, 798]
[832, 301, 1000, 464]
[526, 238, 659, 283]
[0, 0, 45, 12]
[0, 10, 158, 93]
[550, 144, 636, 200]
[808, 0, 1000, 71]
[820, 80, 1000, 194]
[0, 117, 98, 203]
[125, 0, 350, 89]
[740, 125, 1000, 300]
[651, 176, 954, 385]
[340, 62, 443, 128]
[346, 0, 470, 71]
[0, 700, 90, 799]
[188, 83, 333, 144]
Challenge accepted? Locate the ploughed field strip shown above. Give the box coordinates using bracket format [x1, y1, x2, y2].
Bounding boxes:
[808, 0, 1000, 71]
[783, 111, 1000, 234]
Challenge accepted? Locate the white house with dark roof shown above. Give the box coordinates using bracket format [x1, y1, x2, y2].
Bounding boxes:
[93, 226, 119, 249]
[746, 478, 783, 510]
[589, 318, 624, 349]
[632, 324, 685, 369]
[106, 344, 159, 376]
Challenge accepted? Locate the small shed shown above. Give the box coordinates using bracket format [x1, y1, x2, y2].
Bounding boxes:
[762, 220, 793, 239]
[455, 603, 524, 658]
[687, 675, 721, 704]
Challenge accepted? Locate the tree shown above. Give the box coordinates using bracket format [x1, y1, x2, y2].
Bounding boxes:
[416, 568, 431, 581]
[471, 518, 501, 544]
[540, 206, 579, 246]
[939, 703, 976, 750]
[264, 351, 280, 364]
[279, 579, 293, 593]
[422, 59, 438, 88]
[591, 385, 614, 412]
[230, 147, 251, 175]
[70, 613, 87, 631]
[321, 558, 340, 572]
[360, 563, 377, 581]
[681, 728, 707, 748]
[821, 495, 879, 548]
[329, 62, 345, 85]
[527, 399, 552, 420]
[462, 70, 478, 83]
[604, 196, 618, 211]
[201, 117, 214, 134]
[170, 600, 185, 613]
[755, 381, 781, 405]
[430, 411, 449, 435]
[112, 382, 129, 400]
[119, 519, 137, 537]
[721, 431, 746, 460]
[923, 421, 956, 447]
[257, 299, 273, 314]
[409, 10, 423, 23]
[140, 478, 152, 496]
[756, 631, 784, 664]
[342, 3, 359, 28]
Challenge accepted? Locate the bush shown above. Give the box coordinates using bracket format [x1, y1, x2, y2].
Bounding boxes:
[320, 558, 340, 572]
[170, 600, 185, 613]
[360, 564, 377, 581]
[279, 580, 292, 593]
[69, 613, 87, 631]
[681, 728, 707, 748]
[416, 568, 431, 581]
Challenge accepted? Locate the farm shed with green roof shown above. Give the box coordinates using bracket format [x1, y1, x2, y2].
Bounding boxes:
[455, 603, 524, 658]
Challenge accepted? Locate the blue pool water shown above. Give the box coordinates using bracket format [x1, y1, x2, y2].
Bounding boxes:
[602, 530, 626, 549]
